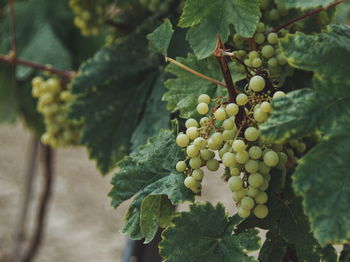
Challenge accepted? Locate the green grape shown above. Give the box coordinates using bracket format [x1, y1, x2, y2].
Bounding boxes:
[198, 94, 211, 104]
[200, 149, 214, 161]
[256, 22, 265, 32]
[230, 167, 241, 176]
[263, 151, 279, 167]
[235, 151, 249, 164]
[277, 54, 287, 65]
[262, 45, 275, 58]
[254, 108, 268, 123]
[244, 59, 252, 67]
[211, 132, 224, 146]
[245, 160, 260, 174]
[232, 139, 246, 153]
[190, 157, 202, 169]
[208, 138, 221, 150]
[254, 204, 269, 219]
[296, 142, 307, 153]
[252, 58, 262, 68]
[186, 145, 199, 158]
[268, 57, 278, 68]
[236, 94, 248, 106]
[197, 102, 209, 115]
[278, 152, 288, 165]
[244, 127, 260, 141]
[260, 102, 271, 113]
[214, 108, 227, 121]
[223, 130, 236, 141]
[192, 169, 204, 181]
[248, 173, 264, 188]
[238, 207, 250, 218]
[184, 176, 198, 190]
[223, 119, 235, 130]
[268, 9, 280, 21]
[186, 127, 199, 140]
[219, 144, 230, 159]
[176, 161, 187, 172]
[259, 179, 269, 191]
[206, 159, 220, 171]
[254, 33, 265, 44]
[233, 188, 246, 201]
[273, 91, 286, 99]
[226, 103, 239, 116]
[176, 133, 190, 147]
[194, 137, 207, 149]
[267, 33, 278, 44]
[228, 176, 243, 192]
[246, 186, 259, 197]
[222, 152, 236, 167]
[233, 34, 245, 46]
[249, 75, 266, 92]
[255, 191, 268, 204]
[263, 173, 271, 182]
[200, 117, 210, 126]
[259, 161, 271, 175]
[241, 196, 255, 210]
[185, 118, 199, 128]
[248, 51, 259, 60]
[249, 146, 262, 160]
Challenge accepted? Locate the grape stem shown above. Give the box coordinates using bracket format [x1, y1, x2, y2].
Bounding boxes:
[165, 57, 227, 88]
[271, 0, 345, 33]
[0, 54, 75, 80]
[9, 0, 17, 56]
[213, 37, 238, 102]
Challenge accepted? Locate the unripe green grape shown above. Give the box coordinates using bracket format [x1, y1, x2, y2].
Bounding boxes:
[244, 127, 260, 142]
[176, 133, 190, 147]
[208, 138, 221, 150]
[214, 108, 227, 121]
[200, 117, 210, 126]
[254, 204, 268, 219]
[267, 33, 278, 44]
[211, 132, 224, 146]
[198, 94, 211, 104]
[268, 9, 280, 21]
[288, 139, 299, 148]
[268, 57, 278, 68]
[232, 139, 245, 153]
[248, 51, 259, 60]
[254, 108, 268, 123]
[185, 118, 199, 128]
[226, 103, 239, 116]
[296, 142, 307, 153]
[249, 75, 266, 92]
[241, 196, 255, 210]
[186, 145, 199, 158]
[192, 169, 204, 181]
[236, 94, 248, 106]
[206, 159, 220, 171]
[194, 137, 207, 149]
[190, 157, 202, 169]
[273, 91, 286, 99]
[186, 127, 199, 140]
[248, 173, 264, 188]
[238, 207, 250, 218]
[254, 33, 265, 44]
[252, 58, 262, 68]
[256, 22, 265, 33]
[228, 176, 243, 192]
[249, 146, 262, 160]
[260, 102, 271, 113]
[233, 34, 245, 46]
[233, 188, 246, 201]
[219, 145, 230, 159]
[262, 45, 274, 58]
[259, 162, 271, 175]
[176, 161, 187, 172]
[222, 152, 236, 167]
[60, 91, 73, 102]
[223, 130, 236, 141]
[263, 173, 271, 182]
[259, 179, 269, 191]
[184, 176, 198, 190]
[32, 76, 43, 89]
[277, 54, 287, 65]
[255, 191, 268, 204]
[246, 186, 259, 197]
[278, 152, 288, 165]
[197, 102, 209, 115]
[264, 151, 279, 167]
[200, 149, 214, 161]
[244, 59, 252, 67]
[235, 151, 249, 164]
[245, 160, 260, 173]
[230, 167, 241, 176]
[223, 119, 235, 130]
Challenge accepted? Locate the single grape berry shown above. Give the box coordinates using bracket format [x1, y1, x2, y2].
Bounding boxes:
[176, 161, 187, 172]
[206, 159, 220, 171]
[186, 127, 199, 139]
[241, 196, 255, 210]
[267, 33, 278, 44]
[238, 207, 250, 218]
[244, 127, 260, 142]
[262, 45, 275, 58]
[197, 102, 209, 115]
[255, 191, 268, 204]
[249, 75, 265, 92]
[252, 58, 263, 68]
[232, 139, 246, 153]
[249, 146, 262, 160]
[263, 151, 279, 167]
[226, 103, 239, 116]
[254, 204, 269, 219]
[235, 151, 250, 164]
[260, 102, 271, 113]
[228, 176, 243, 192]
[214, 108, 227, 121]
[245, 160, 260, 173]
[184, 176, 198, 190]
[198, 94, 211, 104]
[185, 118, 199, 128]
[273, 91, 286, 99]
[222, 152, 236, 167]
[190, 157, 202, 169]
[254, 33, 265, 45]
[186, 145, 199, 158]
[248, 173, 264, 188]
[192, 169, 204, 181]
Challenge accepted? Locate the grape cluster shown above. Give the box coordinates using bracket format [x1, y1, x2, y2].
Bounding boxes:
[69, 0, 105, 36]
[139, 0, 175, 14]
[31, 77, 82, 148]
[175, 76, 289, 219]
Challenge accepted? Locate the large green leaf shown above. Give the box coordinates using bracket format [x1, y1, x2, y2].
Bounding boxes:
[274, 0, 335, 9]
[0, 65, 17, 123]
[70, 22, 160, 174]
[109, 130, 194, 240]
[293, 136, 350, 245]
[179, 0, 262, 59]
[163, 54, 224, 118]
[147, 19, 174, 56]
[160, 202, 260, 262]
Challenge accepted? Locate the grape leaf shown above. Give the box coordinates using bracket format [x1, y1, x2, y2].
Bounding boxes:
[163, 54, 224, 118]
[293, 135, 350, 246]
[274, 0, 335, 9]
[108, 130, 194, 240]
[147, 19, 174, 56]
[0, 65, 17, 123]
[70, 21, 161, 174]
[179, 0, 262, 59]
[160, 202, 260, 262]
[258, 230, 287, 262]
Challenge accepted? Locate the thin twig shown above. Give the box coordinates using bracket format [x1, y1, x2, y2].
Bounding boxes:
[213, 37, 237, 102]
[0, 54, 75, 80]
[166, 57, 227, 88]
[21, 145, 54, 262]
[8, 137, 40, 262]
[9, 0, 17, 56]
[271, 0, 345, 32]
